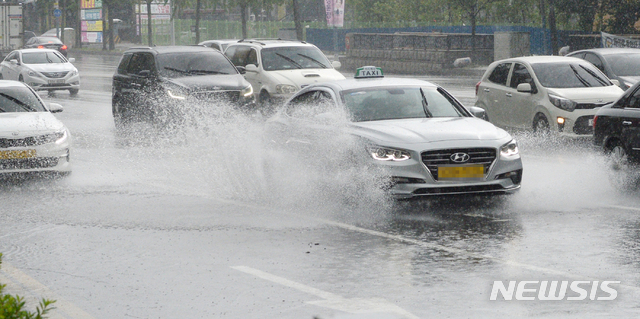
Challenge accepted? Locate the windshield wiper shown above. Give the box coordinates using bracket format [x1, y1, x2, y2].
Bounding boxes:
[419, 88, 432, 117]
[275, 53, 302, 69]
[187, 70, 228, 75]
[164, 66, 189, 74]
[0, 93, 37, 112]
[569, 64, 591, 87]
[578, 64, 609, 86]
[297, 54, 327, 68]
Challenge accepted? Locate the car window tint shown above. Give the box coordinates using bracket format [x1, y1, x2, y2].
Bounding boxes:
[287, 90, 336, 119]
[488, 63, 511, 85]
[584, 53, 604, 72]
[117, 54, 133, 74]
[510, 63, 536, 91]
[626, 87, 640, 108]
[227, 46, 252, 67]
[22, 51, 65, 64]
[532, 62, 611, 88]
[210, 43, 221, 50]
[261, 47, 331, 71]
[246, 49, 258, 66]
[156, 51, 237, 78]
[4, 52, 16, 61]
[0, 86, 47, 113]
[606, 53, 640, 77]
[127, 53, 155, 75]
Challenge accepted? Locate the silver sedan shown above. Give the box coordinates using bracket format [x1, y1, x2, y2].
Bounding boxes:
[263, 71, 523, 198]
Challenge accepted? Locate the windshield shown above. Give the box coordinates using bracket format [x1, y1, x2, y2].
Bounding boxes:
[606, 53, 640, 77]
[341, 87, 465, 122]
[261, 47, 332, 71]
[156, 52, 238, 78]
[532, 62, 611, 88]
[22, 52, 66, 64]
[0, 86, 46, 113]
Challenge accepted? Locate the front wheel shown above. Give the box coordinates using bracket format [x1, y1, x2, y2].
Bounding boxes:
[69, 89, 79, 96]
[533, 113, 550, 135]
[259, 91, 275, 116]
[605, 140, 640, 191]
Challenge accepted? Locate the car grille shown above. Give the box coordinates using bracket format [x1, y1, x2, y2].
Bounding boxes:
[573, 115, 594, 135]
[421, 148, 497, 181]
[0, 157, 59, 170]
[575, 102, 608, 110]
[192, 90, 241, 103]
[41, 71, 69, 78]
[0, 135, 57, 148]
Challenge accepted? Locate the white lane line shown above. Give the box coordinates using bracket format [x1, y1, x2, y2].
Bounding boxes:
[607, 205, 640, 212]
[1, 262, 96, 319]
[232, 265, 420, 319]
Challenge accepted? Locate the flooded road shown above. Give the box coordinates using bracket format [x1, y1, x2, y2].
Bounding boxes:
[1, 54, 640, 318]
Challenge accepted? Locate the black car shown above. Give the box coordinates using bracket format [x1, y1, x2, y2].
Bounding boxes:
[112, 46, 255, 131]
[566, 48, 640, 90]
[593, 81, 640, 164]
[24, 36, 68, 57]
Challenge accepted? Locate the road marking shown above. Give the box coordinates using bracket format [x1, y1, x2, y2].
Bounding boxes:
[232, 265, 420, 319]
[607, 205, 640, 212]
[0, 261, 96, 319]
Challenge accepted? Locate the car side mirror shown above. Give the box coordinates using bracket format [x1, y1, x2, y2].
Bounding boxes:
[48, 102, 64, 113]
[610, 79, 621, 87]
[245, 64, 258, 72]
[236, 66, 246, 74]
[68, 57, 75, 63]
[468, 106, 488, 120]
[516, 83, 532, 93]
[10, 59, 18, 65]
[332, 61, 341, 70]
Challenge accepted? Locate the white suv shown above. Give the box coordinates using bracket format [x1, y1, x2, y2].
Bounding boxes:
[224, 39, 345, 111]
[475, 56, 624, 136]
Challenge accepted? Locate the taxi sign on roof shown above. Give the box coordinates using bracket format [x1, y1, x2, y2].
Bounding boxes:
[355, 66, 384, 78]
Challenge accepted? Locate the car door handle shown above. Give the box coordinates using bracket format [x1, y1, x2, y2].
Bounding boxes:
[483, 88, 490, 92]
[505, 93, 512, 97]
[623, 121, 633, 125]
[131, 83, 141, 87]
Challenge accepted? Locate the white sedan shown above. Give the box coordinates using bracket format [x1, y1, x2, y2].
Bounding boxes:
[0, 48, 80, 95]
[264, 67, 523, 198]
[0, 80, 71, 175]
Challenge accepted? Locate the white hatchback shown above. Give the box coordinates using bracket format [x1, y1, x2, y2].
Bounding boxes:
[475, 56, 624, 136]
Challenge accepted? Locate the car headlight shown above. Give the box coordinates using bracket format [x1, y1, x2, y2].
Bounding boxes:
[167, 89, 186, 100]
[276, 84, 297, 94]
[71, 69, 78, 76]
[548, 94, 577, 112]
[241, 85, 253, 97]
[369, 146, 411, 161]
[500, 139, 519, 157]
[28, 70, 41, 78]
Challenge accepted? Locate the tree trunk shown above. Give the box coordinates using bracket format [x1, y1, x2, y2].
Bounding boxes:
[147, 0, 153, 46]
[240, 3, 248, 39]
[195, 0, 201, 44]
[292, 0, 303, 40]
[548, 0, 558, 55]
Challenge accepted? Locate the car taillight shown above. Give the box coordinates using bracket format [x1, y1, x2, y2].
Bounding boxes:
[37, 45, 44, 49]
[61, 45, 67, 50]
[475, 81, 481, 96]
[593, 115, 598, 127]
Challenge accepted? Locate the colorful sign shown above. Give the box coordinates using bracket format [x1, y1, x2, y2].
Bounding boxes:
[81, 20, 103, 32]
[81, 0, 102, 9]
[81, 31, 102, 43]
[81, 9, 102, 20]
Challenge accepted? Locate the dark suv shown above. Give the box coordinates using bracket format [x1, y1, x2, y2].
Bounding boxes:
[112, 46, 255, 131]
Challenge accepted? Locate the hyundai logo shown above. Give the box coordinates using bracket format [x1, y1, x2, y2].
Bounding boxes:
[450, 152, 470, 163]
[52, 73, 59, 77]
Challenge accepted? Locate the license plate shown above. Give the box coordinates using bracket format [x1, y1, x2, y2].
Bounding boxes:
[588, 119, 594, 127]
[0, 149, 36, 159]
[438, 165, 484, 179]
[48, 79, 65, 84]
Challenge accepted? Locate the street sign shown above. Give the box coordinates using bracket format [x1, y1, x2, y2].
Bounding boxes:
[53, 9, 62, 17]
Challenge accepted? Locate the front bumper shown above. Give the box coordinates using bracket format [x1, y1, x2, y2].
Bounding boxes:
[27, 73, 80, 91]
[380, 146, 523, 199]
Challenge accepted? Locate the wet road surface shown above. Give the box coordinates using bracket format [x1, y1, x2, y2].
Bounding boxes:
[1, 55, 640, 318]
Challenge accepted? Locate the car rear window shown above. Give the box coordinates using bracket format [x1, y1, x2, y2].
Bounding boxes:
[156, 51, 238, 78]
[532, 62, 612, 88]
